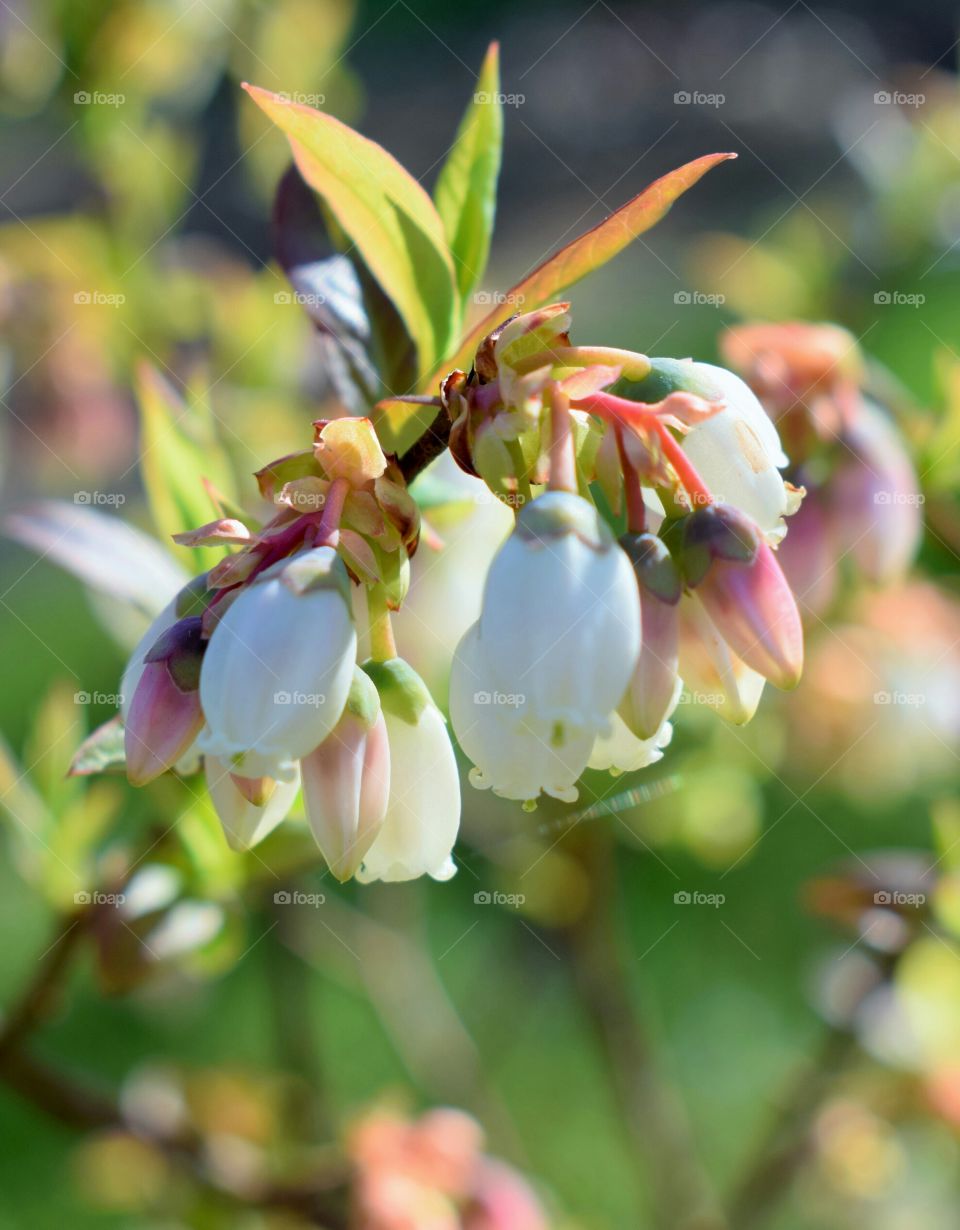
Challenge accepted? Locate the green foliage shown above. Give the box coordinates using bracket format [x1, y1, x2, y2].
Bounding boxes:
[434, 42, 503, 300]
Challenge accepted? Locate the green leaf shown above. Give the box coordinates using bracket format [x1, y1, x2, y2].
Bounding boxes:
[244, 84, 460, 381]
[433, 42, 503, 300]
[135, 362, 236, 572]
[434, 151, 737, 383]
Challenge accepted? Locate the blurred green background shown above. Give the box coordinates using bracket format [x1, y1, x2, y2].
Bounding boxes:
[3, 1, 960, 1227]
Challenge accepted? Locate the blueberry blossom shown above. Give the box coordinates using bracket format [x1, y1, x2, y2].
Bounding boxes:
[205, 754, 301, 851]
[476, 490, 641, 734]
[681, 504, 803, 689]
[355, 659, 460, 883]
[124, 616, 205, 785]
[301, 668, 390, 882]
[449, 621, 596, 803]
[198, 546, 356, 779]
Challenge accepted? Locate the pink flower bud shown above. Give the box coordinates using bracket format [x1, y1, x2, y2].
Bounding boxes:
[301, 672, 390, 882]
[466, 1159, 550, 1230]
[832, 399, 922, 584]
[775, 486, 837, 617]
[682, 506, 803, 689]
[124, 618, 205, 786]
[618, 533, 681, 738]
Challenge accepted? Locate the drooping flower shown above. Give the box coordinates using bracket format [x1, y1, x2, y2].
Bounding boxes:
[356, 659, 460, 884]
[832, 398, 923, 584]
[449, 622, 595, 803]
[681, 504, 803, 689]
[617, 531, 682, 739]
[301, 668, 390, 882]
[588, 708, 674, 775]
[198, 546, 356, 779]
[124, 616, 205, 785]
[205, 754, 301, 851]
[477, 490, 640, 734]
[648, 359, 795, 538]
[677, 594, 768, 725]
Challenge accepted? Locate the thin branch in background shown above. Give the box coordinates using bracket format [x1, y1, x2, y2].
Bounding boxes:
[563, 830, 727, 1230]
[727, 1026, 858, 1230]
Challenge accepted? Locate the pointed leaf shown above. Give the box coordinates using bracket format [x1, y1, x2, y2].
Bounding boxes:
[434, 42, 503, 299]
[245, 84, 459, 380]
[135, 363, 237, 572]
[435, 152, 736, 382]
[70, 716, 126, 777]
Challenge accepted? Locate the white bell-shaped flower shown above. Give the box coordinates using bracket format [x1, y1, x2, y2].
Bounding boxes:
[450, 622, 594, 803]
[205, 754, 300, 851]
[301, 669, 390, 883]
[356, 660, 460, 884]
[588, 708, 675, 775]
[198, 547, 356, 779]
[478, 491, 640, 735]
[676, 361, 792, 539]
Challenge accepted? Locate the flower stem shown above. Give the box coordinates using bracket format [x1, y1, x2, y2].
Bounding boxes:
[551, 345, 652, 380]
[616, 427, 647, 533]
[547, 383, 577, 494]
[368, 587, 397, 661]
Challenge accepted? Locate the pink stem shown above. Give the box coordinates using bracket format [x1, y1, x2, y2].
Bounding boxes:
[548, 383, 577, 493]
[616, 428, 646, 533]
[575, 391, 714, 508]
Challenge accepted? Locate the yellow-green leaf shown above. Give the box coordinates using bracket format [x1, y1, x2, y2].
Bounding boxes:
[434, 42, 503, 300]
[244, 84, 460, 381]
[433, 152, 736, 384]
[135, 362, 236, 572]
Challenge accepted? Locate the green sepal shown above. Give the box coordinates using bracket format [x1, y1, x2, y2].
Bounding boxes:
[265, 547, 353, 607]
[175, 572, 213, 618]
[143, 616, 205, 692]
[361, 657, 434, 726]
[517, 491, 614, 550]
[619, 532, 682, 604]
[344, 666, 381, 730]
[681, 505, 759, 587]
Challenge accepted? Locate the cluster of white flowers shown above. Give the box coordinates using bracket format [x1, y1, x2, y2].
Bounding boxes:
[118, 308, 806, 881]
[122, 547, 460, 883]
